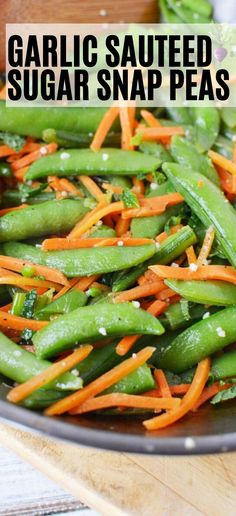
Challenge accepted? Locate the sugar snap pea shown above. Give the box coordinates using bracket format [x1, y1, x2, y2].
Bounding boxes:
[211, 350, 236, 381]
[159, 0, 182, 22]
[0, 199, 90, 242]
[156, 306, 236, 373]
[3, 242, 156, 278]
[2, 189, 56, 207]
[163, 163, 236, 268]
[221, 108, 236, 129]
[0, 331, 82, 390]
[139, 141, 173, 163]
[105, 364, 155, 395]
[165, 279, 236, 306]
[180, 0, 212, 17]
[167, 0, 211, 22]
[35, 288, 87, 320]
[170, 136, 220, 185]
[160, 302, 218, 330]
[33, 302, 164, 359]
[112, 225, 197, 291]
[25, 149, 161, 181]
[191, 107, 220, 152]
[166, 107, 192, 126]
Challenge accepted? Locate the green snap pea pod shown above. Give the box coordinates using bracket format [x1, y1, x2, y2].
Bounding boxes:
[78, 342, 121, 384]
[0, 162, 12, 178]
[139, 141, 173, 163]
[159, 0, 182, 22]
[180, 0, 212, 17]
[156, 306, 236, 373]
[2, 190, 56, 207]
[160, 302, 218, 330]
[163, 163, 236, 268]
[0, 199, 91, 243]
[3, 242, 156, 278]
[221, 108, 236, 129]
[33, 302, 164, 359]
[170, 136, 220, 186]
[25, 149, 161, 181]
[89, 224, 116, 238]
[191, 107, 220, 152]
[213, 136, 233, 160]
[23, 389, 68, 410]
[211, 350, 236, 381]
[221, 124, 236, 142]
[167, 0, 210, 22]
[0, 331, 82, 390]
[35, 288, 87, 320]
[107, 175, 132, 189]
[165, 279, 236, 306]
[42, 128, 120, 149]
[112, 225, 197, 292]
[0, 102, 116, 138]
[131, 180, 178, 239]
[166, 107, 192, 126]
[105, 364, 155, 395]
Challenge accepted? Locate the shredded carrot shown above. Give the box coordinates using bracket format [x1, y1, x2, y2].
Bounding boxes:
[149, 264, 236, 286]
[132, 177, 145, 195]
[11, 143, 58, 172]
[186, 246, 197, 265]
[154, 369, 172, 398]
[57, 178, 83, 198]
[119, 106, 134, 150]
[137, 269, 158, 286]
[156, 231, 168, 244]
[0, 255, 69, 286]
[0, 145, 18, 158]
[145, 384, 190, 397]
[7, 345, 93, 403]
[115, 217, 130, 237]
[0, 204, 28, 216]
[7, 142, 41, 162]
[70, 392, 181, 415]
[0, 303, 12, 312]
[44, 346, 155, 416]
[144, 358, 211, 430]
[42, 236, 153, 251]
[102, 183, 123, 195]
[128, 104, 136, 132]
[73, 274, 100, 292]
[90, 106, 119, 151]
[121, 193, 183, 219]
[157, 287, 177, 301]
[192, 382, 232, 411]
[68, 201, 124, 239]
[114, 281, 165, 303]
[0, 275, 61, 291]
[208, 150, 236, 176]
[0, 311, 47, 331]
[197, 226, 215, 266]
[79, 175, 105, 201]
[52, 277, 81, 300]
[140, 109, 170, 144]
[0, 84, 7, 99]
[115, 300, 167, 356]
[135, 126, 184, 141]
[13, 167, 29, 181]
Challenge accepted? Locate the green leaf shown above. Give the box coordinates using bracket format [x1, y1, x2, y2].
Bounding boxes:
[121, 188, 140, 208]
[211, 385, 236, 405]
[21, 289, 37, 319]
[19, 183, 47, 201]
[0, 131, 26, 152]
[152, 171, 166, 186]
[131, 133, 143, 146]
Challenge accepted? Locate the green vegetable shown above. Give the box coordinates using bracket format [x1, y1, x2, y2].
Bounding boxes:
[221, 108, 236, 129]
[191, 107, 220, 152]
[0, 199, 90, 242]
[165, 279, 236, 306]
[0, 162, 12, 178]
[156, 306, 236, 373]
[211, 350, 236, 381]
[33, 302, 165, 359]
[25, 149, 161, 181]
[105, 364, 155, 395]
[121, 188, 140, 208]
[160, 302, 218, 330]
[211, 386, 236, 405]
[170, 136, 220, 185]
[35, 288, 87, 320]
[4, 241, 156, 278]
[139, 140, 173, 163]
[163, 163, 236, 268]
[21, 289, 37, 319]
[0, 131, 25, 152]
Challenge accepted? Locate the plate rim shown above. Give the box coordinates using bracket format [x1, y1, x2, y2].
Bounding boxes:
[1, 398, 236, 455]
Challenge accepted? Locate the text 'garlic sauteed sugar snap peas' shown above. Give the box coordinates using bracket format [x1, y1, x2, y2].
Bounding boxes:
[1, 0, 236, 430]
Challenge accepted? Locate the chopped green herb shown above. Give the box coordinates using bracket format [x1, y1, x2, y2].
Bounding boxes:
[21, 328, 34, 342]
[0, 132, 26, 152]
[21, 289, 37, 319]
[164, 215, 182, 234]
[211, 385, 236, 405]
[121, 188, 140, 209]
[21, 265, 36, 278]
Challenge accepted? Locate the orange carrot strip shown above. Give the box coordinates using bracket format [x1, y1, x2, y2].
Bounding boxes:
[58, 178, 83, 197]
[192, 382, 232, 411]
[42, 236, 153, 250]
[0, 255, 69, 286]
[132, 177, 145, 195]
[141, 193, 183, 207]
[0, 303, 12, 312]
[114, 281, 166, 303]
[115, 300, 167, 356]
[145, 384, 190, 397]
[102, 183, 123, 195]
[0, 85, 7, 99]
[144, 358, 210, 430]
[7, 345, 93, 403]
[0, 275, 61, 291]
[90, 106, 119, 151]
[71, 392, 181, 415]
[68, 201, 124, 239]
[13, 166, 29, 181]
[52, 278, 80, 300]
[149, 264, 236, 285]
[197, 226, 215, 266]
[136, 126, 184, 141]
[11, 143, 58, 172]
[208, 150, 236, 176]
[154, 369, 172, 398]
[115, 217, 130, 237]
[79, 175, 105, 201]
[0, 204, 28, 216]
[120, 106, 134, 150]
[122, 193, 183, 219]
[0, 311, 47, 331]
[74, 275, 100, 291]
[140, 109, 170, 144]
[157, 288, 177, 301]
[186, 245, 197, 265]
[44, 346, 155, 416]
[0, 145, 17, 158]
[128, 105, 136, 132]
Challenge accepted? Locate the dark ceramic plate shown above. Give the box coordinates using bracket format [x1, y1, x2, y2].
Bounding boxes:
[0, 381, 236, 454]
